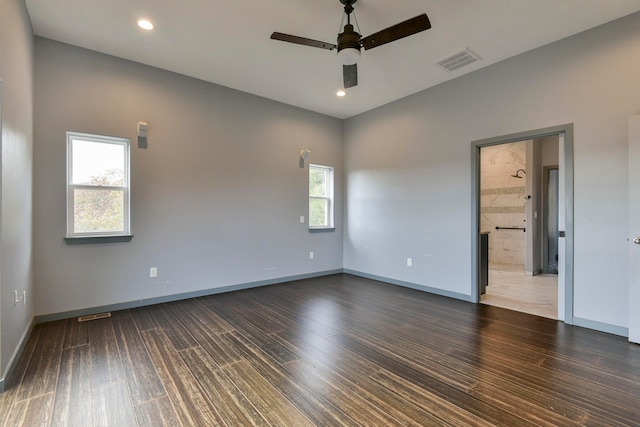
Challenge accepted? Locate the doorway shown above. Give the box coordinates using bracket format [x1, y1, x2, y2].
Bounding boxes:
[471, 124, 574, 324]
[477, 139, 558, 319]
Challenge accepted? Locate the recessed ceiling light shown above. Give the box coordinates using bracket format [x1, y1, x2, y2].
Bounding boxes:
[337, 90, 346, 97]
[137, 19, 154, 30]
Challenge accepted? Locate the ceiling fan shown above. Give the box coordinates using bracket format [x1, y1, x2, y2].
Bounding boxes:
[270, 0, 431, 89]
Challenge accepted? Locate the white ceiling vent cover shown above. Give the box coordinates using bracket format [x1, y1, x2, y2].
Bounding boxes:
[436, 48, 482, 72]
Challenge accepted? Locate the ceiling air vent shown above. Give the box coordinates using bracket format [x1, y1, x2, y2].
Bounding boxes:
[436, 48, 482, 72]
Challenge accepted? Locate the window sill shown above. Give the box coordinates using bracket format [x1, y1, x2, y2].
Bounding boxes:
[309, 228, 335, 233]
[64, 235, 133, 245]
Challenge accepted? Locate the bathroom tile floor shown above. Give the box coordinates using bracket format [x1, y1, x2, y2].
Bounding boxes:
[481, 263, 558, 319]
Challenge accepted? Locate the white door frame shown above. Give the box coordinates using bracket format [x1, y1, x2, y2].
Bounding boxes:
[628, 116, 640, 343]
[470, 124, 574, 324]
[0, 80, 3, 384]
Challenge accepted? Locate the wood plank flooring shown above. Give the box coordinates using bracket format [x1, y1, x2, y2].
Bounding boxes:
[1, 273, 639, 426]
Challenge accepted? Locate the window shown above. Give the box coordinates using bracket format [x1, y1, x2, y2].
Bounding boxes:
[309, 164, 334, 228]
[67, 132, 130, 238]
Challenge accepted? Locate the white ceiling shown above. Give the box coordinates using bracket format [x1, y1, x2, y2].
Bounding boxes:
[25, 0, 640, 119]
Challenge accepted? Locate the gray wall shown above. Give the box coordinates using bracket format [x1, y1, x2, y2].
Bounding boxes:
[33, 38, 343, 317]
[13, 5, 640, 366]
[344, 12, 640, 331]
[0, 0, 34, 384]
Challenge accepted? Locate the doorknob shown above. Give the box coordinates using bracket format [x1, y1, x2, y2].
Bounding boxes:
[634, 237, 640, 244]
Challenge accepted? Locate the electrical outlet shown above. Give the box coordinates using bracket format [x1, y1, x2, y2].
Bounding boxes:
[300, 216, 305, 224]
[150, 267, 158, 278]
[407, 257, 413, 267]
[309, 251, 314, 259]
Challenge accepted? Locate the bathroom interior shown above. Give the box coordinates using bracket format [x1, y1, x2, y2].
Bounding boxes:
[479, 137, 559, 319]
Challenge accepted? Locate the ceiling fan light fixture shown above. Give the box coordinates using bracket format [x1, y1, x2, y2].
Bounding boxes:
[338, 47, 361, 65]
[270, 0, 431, 89]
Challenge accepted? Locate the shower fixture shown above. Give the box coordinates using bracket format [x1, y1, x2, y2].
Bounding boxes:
[511, 169, 526, 178]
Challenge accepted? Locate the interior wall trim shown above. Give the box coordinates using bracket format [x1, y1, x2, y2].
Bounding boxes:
[34, 269, 343, 324]
[343, 269, 474, 302]
[0, 318, 35, 394]
[573, 317, 628, 337]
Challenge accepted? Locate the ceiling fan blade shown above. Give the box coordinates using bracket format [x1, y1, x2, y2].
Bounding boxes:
[361, 14, 431, 50]
[343, 64, 358, 88]
[271, 32, 337, 51]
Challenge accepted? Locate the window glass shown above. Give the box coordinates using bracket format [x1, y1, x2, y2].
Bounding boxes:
[310, 168, 327, 197]
[309, 164, 333, 228]
[73, 188, 125, 234]
[71, 140, 125, 185]
[67, 132, 130, 237]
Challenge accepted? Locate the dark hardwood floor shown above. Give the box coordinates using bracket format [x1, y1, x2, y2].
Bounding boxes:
[1, 274, 639, 426]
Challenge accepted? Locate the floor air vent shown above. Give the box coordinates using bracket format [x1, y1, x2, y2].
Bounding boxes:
[78, 312, 112, 322]
[436, 48, 482, 72]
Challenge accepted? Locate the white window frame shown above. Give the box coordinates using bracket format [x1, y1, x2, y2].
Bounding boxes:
[66, 132, 131, 238]
[309, 164, 334, 229]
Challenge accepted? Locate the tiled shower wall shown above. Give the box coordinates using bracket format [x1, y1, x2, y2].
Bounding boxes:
[481, 141, 527, 266]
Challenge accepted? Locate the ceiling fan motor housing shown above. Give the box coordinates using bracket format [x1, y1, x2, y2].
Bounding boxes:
[338, 24, 361, 51]
[337, 24, 361, 65]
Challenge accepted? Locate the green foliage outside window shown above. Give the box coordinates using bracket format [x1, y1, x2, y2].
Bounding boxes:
[74, 169, 125, 233]
[309, 166, 331, 227]
[309, 199, 328, 227]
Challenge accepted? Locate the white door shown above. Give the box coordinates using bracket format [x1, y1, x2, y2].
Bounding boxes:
[629, 116, 640, 343]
